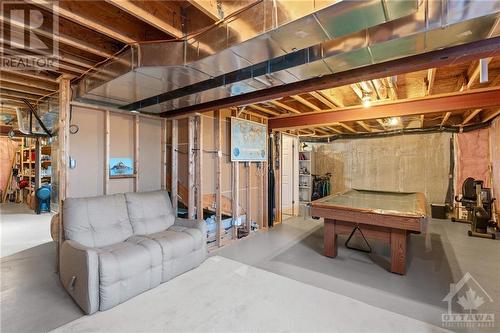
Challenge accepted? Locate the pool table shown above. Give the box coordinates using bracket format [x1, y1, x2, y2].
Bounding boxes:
[311, 189, 428, 275]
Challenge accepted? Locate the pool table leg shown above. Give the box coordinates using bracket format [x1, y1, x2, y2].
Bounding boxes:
[390, 229, 407, 275]
[324, 219, 337, 257]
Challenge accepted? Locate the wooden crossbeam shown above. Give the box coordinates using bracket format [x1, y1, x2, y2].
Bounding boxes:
[461, 109, 482, 125]
[270, 100, 300, 114]
[290, 95, 322, 111]
[268, 87, 500, 130]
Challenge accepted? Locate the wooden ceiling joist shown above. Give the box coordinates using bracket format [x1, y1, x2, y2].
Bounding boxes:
[249, 104, 280, 116]
[1, 71, 58, 91]
[319, 89, 344, 107]
[0, 46, 87, 74]
[461, 109, 482, 125]
[0, 81, 55, 96]
[105, 0, 183, 38]
[290, 95, 322, 111]
[187, 0, 221, 21]
[482, 108, 500, 122]
[426, 68, 436, 95]
[269, 100, 300, 114]
[338, 123, 357, 133]
[356, 120, 372, 132]
[376, 119, 387, 130]
[440, 112, 451, 126]
[1, 69, 57, 83]
[309, 91, 337, 109]
[269, 87, 500, 130]
[0, 38, 95, 69]
[0, 89, 47, 101]
[32, 0, 136, 44]
[326, 126, 343, 134]
[0, 10, 117, 59]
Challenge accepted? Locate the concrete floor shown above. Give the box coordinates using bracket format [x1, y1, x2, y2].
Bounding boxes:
[0, 203, 53, 257]
[1, 214, 499, 332]
[216, 217, 500, 332]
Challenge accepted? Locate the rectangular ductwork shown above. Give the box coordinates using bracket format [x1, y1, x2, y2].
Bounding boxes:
[74, 0, 499, 114]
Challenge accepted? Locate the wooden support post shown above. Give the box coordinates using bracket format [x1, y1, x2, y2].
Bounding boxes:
[57, 75, 71, 272]
[188, 116, 195, 219]
[134, 115, 139, 192]
[215, 110, 222, 246]
[246, 162, 251, 231]
[161, 119, 167, 190]
[171, 119, 178, 216]
[232, 161, 239, 238]
[195, 116, 203, 220]
[34, 139, 40, 189]
[104, 110, 110, 195]
[263, 121, 269, 229]
[275, 132, 282, 223]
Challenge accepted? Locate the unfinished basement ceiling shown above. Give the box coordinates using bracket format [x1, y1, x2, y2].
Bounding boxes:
[74, 0, 500, 115]
[2, 0, 500, 135]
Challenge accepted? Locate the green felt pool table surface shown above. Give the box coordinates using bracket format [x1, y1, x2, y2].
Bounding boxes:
[312, 189, 427, 218]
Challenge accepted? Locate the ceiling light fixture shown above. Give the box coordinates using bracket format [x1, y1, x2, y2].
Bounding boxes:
[362, 92, 371, 108]
[387, 117, 399, 126]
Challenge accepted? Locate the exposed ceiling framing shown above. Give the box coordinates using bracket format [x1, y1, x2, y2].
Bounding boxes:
[1, 0, 499, 134]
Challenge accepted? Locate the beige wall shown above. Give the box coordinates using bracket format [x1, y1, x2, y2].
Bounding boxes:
[68, 106, 163, 198]
[312, 132, 452, 205]
[67, 107, 104, 197]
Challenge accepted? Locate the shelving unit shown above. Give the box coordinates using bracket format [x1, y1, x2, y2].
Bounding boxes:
[298, 150, 313, 216]
[17, 140, 36, 206]
[9, 139, 52, 209]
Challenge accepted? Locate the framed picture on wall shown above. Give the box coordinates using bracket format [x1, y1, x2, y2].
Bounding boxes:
[109, 157, 134, 178]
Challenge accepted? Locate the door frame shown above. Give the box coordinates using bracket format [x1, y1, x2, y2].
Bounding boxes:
[280, 132, 299, 219]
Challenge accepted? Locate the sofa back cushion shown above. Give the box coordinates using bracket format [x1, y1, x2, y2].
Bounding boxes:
[125, 190, 175, 235]
[64, 194, 133, 248]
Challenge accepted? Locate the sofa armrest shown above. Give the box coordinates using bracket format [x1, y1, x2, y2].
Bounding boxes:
[174, 217, 207, 236]
[60, 240, 99, 314]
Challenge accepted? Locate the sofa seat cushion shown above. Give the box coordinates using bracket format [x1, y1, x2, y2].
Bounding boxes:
[97, 236, 162, 311]
[148, 225, 204, 261]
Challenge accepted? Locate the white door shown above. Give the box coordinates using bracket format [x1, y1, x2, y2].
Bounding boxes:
[281, 134, 299, 217]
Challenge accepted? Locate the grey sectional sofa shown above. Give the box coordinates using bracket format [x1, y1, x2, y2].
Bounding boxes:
[59, 190, 206, 314]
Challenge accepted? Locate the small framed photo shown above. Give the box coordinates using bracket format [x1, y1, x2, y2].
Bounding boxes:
[109, 157, 134, 178]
